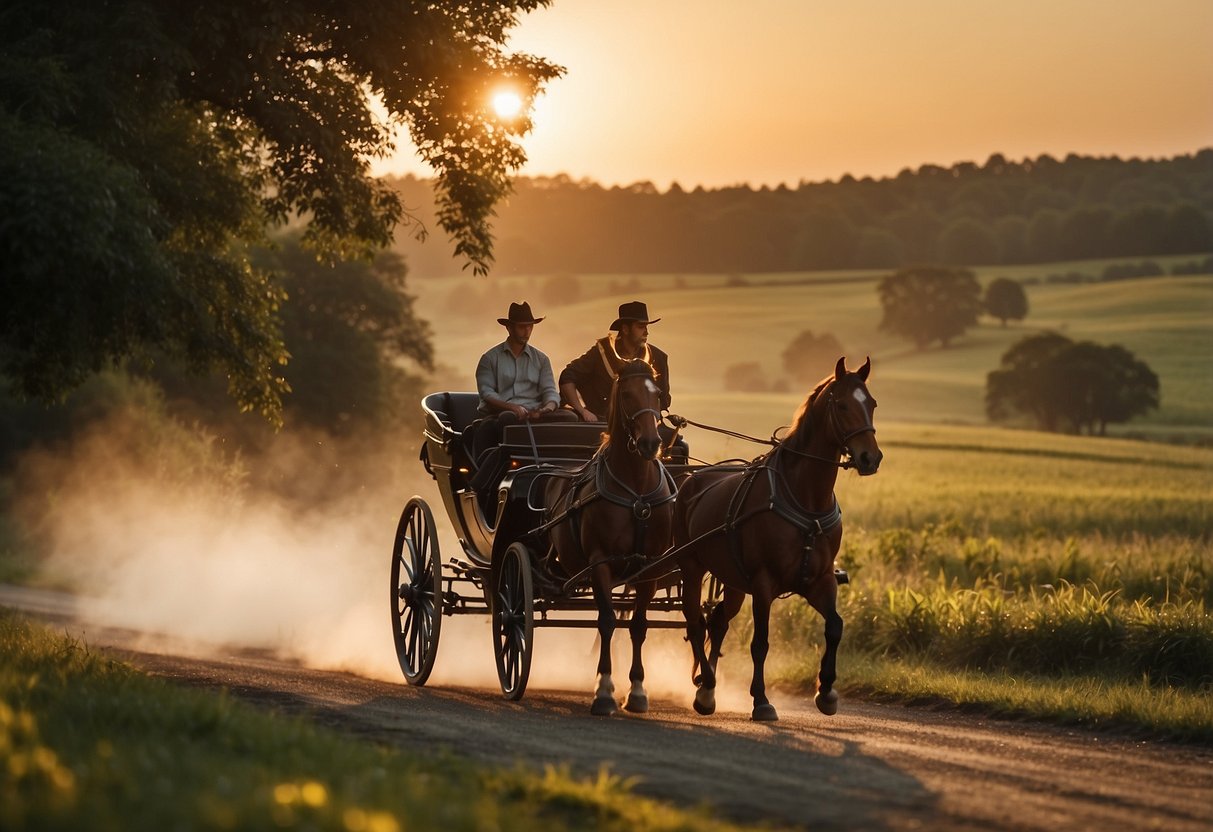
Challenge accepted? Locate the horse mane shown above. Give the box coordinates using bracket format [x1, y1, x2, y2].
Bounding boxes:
[783, 372, 834, 448]
[601, 359, 655, 450]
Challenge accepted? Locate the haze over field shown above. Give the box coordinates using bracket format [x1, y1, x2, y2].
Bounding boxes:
[377, 0, 1213, 189]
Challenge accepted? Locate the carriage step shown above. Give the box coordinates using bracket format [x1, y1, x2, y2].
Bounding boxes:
[834, 568, 849, 585]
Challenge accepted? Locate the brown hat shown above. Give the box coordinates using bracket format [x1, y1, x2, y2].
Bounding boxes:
[497, 301, 544, 326]
[609, 300, 660, 331]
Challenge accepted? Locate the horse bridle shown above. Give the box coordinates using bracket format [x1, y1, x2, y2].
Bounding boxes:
[779, 383, 876, 469]
[616, 375, 663, 456]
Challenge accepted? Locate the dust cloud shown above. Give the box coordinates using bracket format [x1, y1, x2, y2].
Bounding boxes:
[12, 411, 761, 714]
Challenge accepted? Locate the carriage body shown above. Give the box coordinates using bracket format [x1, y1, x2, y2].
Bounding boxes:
[396, 392, 702, 699]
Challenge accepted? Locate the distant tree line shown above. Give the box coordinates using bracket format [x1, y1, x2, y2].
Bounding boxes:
[391, 151, 1213, 276]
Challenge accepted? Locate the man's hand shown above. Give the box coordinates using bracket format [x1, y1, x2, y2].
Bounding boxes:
[577, 407, 598, 422]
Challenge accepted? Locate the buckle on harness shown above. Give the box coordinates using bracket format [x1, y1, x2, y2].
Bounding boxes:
[633, 500, 652, 520]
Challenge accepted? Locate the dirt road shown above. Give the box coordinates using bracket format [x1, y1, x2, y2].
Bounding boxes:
[5, 586, 1212, 831]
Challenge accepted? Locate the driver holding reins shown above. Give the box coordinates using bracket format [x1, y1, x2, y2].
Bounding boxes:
[559, 300, 671, 423]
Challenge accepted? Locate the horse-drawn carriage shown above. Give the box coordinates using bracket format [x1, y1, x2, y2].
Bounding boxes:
[391, 358, 882, 719]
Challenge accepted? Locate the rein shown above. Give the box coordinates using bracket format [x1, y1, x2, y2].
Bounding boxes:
[667, 385, 875, 470]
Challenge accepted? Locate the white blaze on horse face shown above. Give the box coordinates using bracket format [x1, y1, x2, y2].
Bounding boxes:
[644, 379, 659, 395]
[852, 387, 874, 426]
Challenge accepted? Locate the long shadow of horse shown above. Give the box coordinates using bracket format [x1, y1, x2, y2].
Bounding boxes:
[326, 685, 938, 831]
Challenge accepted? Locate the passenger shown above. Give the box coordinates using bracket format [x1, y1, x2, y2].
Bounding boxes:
[559, 300, 671, 422]
[469, 301, 574, 497]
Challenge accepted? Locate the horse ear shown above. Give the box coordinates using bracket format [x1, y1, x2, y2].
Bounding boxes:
[858, 356, 871, 381]
[834, 356, 847, 380]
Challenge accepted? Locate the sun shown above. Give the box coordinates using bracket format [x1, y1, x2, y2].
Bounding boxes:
[490, 89, 523, 119]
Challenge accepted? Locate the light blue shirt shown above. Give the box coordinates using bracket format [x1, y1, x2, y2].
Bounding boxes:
[476, 341, 559, 414]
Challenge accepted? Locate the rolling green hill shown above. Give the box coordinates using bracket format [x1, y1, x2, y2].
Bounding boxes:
[414, 265, 1213, 443]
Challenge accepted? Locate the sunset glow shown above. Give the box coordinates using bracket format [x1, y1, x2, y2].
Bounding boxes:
[491, 89, 523, 120]
[377, 0, 1213, 188]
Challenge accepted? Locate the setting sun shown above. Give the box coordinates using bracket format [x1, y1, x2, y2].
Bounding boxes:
[491, 89, 523, 119]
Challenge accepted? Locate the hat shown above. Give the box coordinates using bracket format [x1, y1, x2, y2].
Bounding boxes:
[497, 301, 544, 326]
[609, 300, 661, 331]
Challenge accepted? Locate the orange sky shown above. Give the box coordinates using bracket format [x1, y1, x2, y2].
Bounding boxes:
[377, 0, 1213, 189]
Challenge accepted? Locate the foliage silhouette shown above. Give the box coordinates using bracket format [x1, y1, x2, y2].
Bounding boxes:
[877, 267, 983, 349]
[1, 1, 559, 421]
[984, 278, 1029, 326]
[986, 333, 1159, 434]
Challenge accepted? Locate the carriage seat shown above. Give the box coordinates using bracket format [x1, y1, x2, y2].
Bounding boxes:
[425, 391, 482, 435]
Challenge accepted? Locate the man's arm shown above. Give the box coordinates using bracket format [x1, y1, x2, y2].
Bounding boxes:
[654, 348, 672, 411]
[559, 346, 599, 421]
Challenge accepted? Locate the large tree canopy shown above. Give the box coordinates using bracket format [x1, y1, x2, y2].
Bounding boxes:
[986, 332, 1159, 434]
[0, 0, 559, 422]
[877, 266, 983, 349]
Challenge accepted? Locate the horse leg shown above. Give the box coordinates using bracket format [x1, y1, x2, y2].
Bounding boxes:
[749, 587, 778, 721]
[679, 561, 716, 715]
[624, 580, 655, 713]
[806, 584, 843, 716]
[590, 563, 618, 716]
[706, 586, 743, 675]
[692, 586, 745, 716]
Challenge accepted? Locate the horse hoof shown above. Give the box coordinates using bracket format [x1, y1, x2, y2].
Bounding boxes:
[591, 696, 618, 717]
[624, 694, 649, 714]
[692, 689, 716, 716]
[815, 689, 839, 716]
[752, 703, 779, 722]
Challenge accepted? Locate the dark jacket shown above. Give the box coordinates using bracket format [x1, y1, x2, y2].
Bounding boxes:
[559, 336, 671, 417]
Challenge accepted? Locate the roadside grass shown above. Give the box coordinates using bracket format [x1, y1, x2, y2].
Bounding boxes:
[0, 612, 773, 832]
[771, 654, 1213, 744]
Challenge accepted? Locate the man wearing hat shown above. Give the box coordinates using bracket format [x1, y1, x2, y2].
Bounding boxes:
[559, 300, 671, 422]
[476, 301, 560, 421]
[470, 302, 573, 496]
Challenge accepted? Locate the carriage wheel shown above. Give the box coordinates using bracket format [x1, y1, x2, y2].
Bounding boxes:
[492, 542, 535, 701]
[391, 496, 443, 685]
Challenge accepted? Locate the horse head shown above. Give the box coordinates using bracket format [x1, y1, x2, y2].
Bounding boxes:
[608, 359, 663, 460]
[820, 356, 882, 475]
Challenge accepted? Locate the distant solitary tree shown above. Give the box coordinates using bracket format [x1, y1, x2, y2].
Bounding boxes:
[986, 332, 1159, 434]
[877, 266, 983, 349]
[781, 330, 845, 384]
[984, 277, 1029, 326]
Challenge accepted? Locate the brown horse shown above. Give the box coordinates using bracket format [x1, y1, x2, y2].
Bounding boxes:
[674, 357, 882, 721]
[543, 359, 676, 715]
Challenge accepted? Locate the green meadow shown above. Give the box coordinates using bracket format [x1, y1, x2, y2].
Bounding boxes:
[416, 265, 1213, 442]
[417, 265, 1213, 737]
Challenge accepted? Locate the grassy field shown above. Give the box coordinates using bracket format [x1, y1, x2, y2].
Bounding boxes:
[414, 265, 1213, 442]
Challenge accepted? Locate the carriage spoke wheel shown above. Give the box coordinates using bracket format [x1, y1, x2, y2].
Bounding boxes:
[391, 497, 442, 685]
[492, 543, 534, 701]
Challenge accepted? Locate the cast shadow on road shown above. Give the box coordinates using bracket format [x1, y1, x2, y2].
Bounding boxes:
[334, 685, 939, 831]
